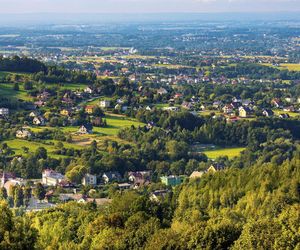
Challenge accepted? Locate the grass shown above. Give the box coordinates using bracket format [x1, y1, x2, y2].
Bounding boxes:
[202, 147, 245, 159]
[262, 63, 300, 71]
[279, 64, 300, 71]
[273, 110, 300, 118]
[0, 83, 32, 101]
[4, 139, 83, 158]
[30, 114, 145, 137]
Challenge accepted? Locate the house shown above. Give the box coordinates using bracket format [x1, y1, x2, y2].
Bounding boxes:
[29, 111, 40, 118]
[207, 163, 225, 173]
[213, 101, 222, 109]
[16, 129, 32, 139]
[283, 106, 295, 112]
[33, 116, 45, 126]
[189, 171, 204, 179]
[239, 106, 253, 118]
[0, 171, 16, 188]
[118, 183, 132, 190]
[102, 171, 122, 183]
[37, 91, 51, 101]
[222, 104, 234, 114]
[271, 98, 282, 108]
[150, 190, 170, 202]
[85, 105, 96, 114]
[128, 171, 151, 186]
[262, 109, 274, 117]
[279, 113, 290, 119]
[60, 109, 72, 116]
[160, 175, 184, 187]
[84, 86, 94, 94]
[82, 174, 97, 186]
[0, 108, 9, 116]
[78, 124, 93, 134]
[182, 101, 194, 110]
[42, 169, 65, 186]
[157, 88, 168, 95]
[99, 100, 111, 108]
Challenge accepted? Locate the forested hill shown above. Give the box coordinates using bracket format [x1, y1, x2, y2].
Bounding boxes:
[1, 153, 299, 249]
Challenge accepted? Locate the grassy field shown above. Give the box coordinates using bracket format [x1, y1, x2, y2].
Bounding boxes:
[4, 139, 83, 158]
[273, 110, 300, 118]
[280, 64, 300, 71]
[0, 83, 32, 101]
[202, 147, 245, 159]
[30, 115, 145, 137]
[262, 63, 300, 71]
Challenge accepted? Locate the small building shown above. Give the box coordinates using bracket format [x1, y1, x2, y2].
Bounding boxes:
[207, 163, 225, 173]
[42, 169, 65, 186]
[262, 109, 274, 117]
[33, 116, 45, 126]
[102, 171, 121, 184]
[150, 190, 170, 202]
[279, 113, 290, 119]
[157, 88, 168, 95]
[16, 129, 32, 139]
[189, 171, 204, 179]
[99, 100, 111, 108]
[0, 108, 9, 116]
[128, 171, 151, 186]
[78, 124, 93, 134]
[222, 104, 234, 114]
[160, 175, 184, 187]
[84, 87, 94, 94]
[239, 106, 253, 118]
[82, 174, 97, 186]
[118, 183, 131, 190]
[60, 109, 72, 116]
[85, 105, 96, 114]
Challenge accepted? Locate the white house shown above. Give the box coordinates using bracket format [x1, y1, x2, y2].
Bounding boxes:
[42, 169, 65, 186]
[0, 108, 9, 116]
[16, 129, 32, 139]
[82, 174, 97, 186]
[99, 100, 111, 108]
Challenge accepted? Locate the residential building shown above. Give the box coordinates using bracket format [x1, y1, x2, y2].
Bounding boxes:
[99, 100, 111, 108]
[16, 129, 32, 139]
[78, 124, 93, 134]
[160, 175, 184, 187]
[82, 174, 97, 186]
[128, 171, 151, 186]
[189, 171, 204, 179]
[102, 171, 122, 183]
[0, 108, 9, 116]
[42, 169, 65, 186]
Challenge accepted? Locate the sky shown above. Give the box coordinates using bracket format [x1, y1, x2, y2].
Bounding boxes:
[0, 0, 299, 14]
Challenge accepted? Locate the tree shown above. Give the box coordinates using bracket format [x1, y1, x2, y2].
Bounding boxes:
[35, 147, 47, 159]
[0, 187, 7, 200]
[13, 82, 19, 91]
[34, 183, 46, 201]
[24, 81, 33, 90]
[13, 185, 24, 208]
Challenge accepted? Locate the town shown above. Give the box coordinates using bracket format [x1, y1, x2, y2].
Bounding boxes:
[0, 13, 300, 250]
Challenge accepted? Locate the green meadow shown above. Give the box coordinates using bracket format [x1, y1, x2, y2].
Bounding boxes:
[202, 147, 246, 159]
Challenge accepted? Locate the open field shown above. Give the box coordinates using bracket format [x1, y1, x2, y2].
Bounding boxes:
[273, 110, 300, 118]
[0, 83, 32, 101]
[262, 63, 300, 71]
[202, 147, 245, 159]
[4, 139, 83, 158]
[280, 64, 300, 71]
[30, 114, 145, 141]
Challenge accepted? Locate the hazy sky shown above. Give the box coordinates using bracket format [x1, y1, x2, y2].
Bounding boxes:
[0, 0, 299, 13]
